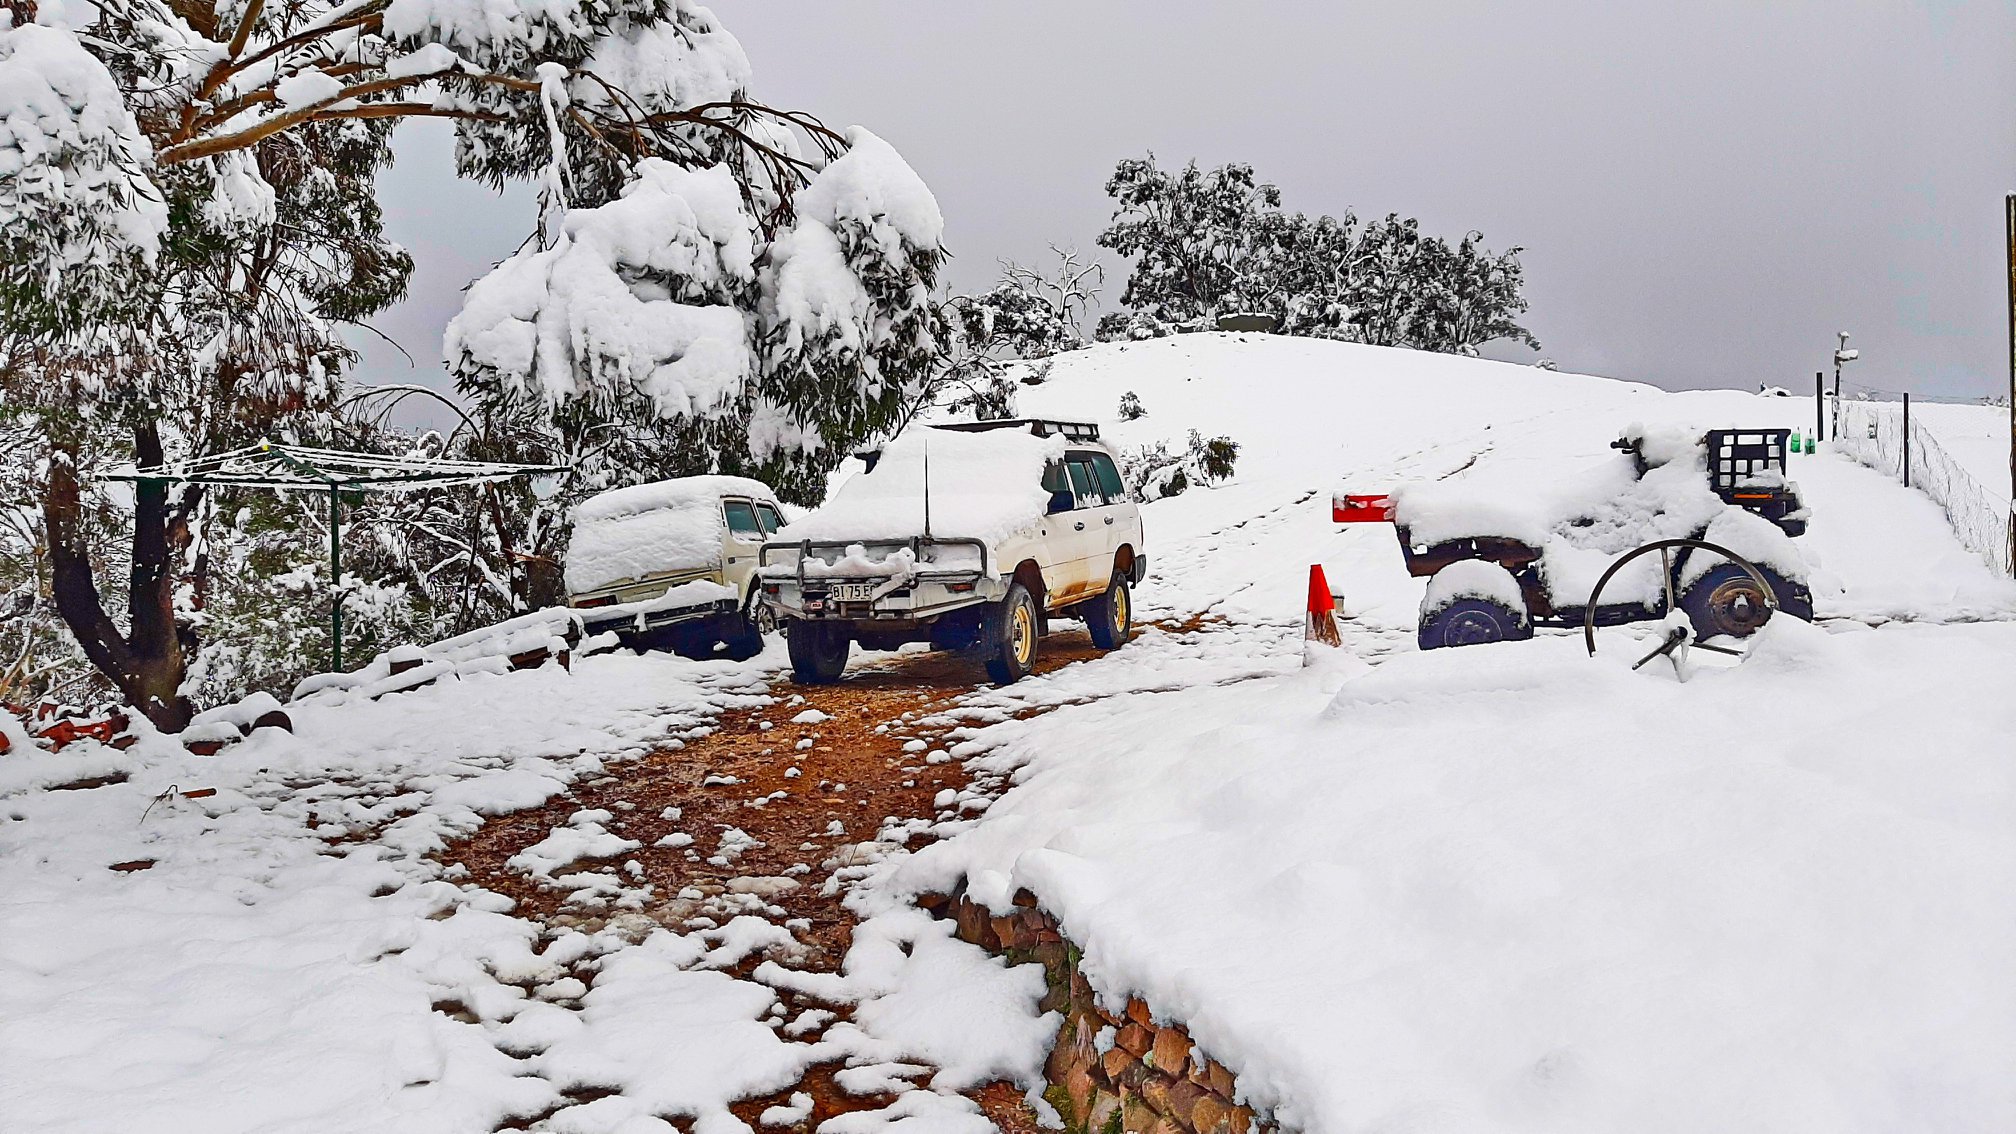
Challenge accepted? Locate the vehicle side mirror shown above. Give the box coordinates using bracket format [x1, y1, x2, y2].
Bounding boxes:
[1048, 490, 1075, 515]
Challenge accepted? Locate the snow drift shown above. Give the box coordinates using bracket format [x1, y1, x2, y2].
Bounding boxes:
[895, 617, 2016, 1134]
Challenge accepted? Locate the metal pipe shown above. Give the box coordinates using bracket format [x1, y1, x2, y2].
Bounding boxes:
[329, 485, 343, 672]
[1815, 371, 1824, 443]
[2005, 193, 2015, 577]
[1902, 393, 1911, 488]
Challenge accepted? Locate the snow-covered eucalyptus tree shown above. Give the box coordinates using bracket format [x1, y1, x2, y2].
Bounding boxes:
[899, 247, 1103, 428]
[0, 0, 944, 727]
[1097, 155, 1536, 356]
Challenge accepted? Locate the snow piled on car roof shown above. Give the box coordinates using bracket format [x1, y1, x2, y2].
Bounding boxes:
[567, 475, 775, 593]
[775, 428, 1067, 545]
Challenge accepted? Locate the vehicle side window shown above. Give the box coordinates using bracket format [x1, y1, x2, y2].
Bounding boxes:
[1065, 459, 1100, 507]
[754, 502, 784, 534]
[724, 499, 762, 539]
[1042, 462, 1074, 514]
[1089, 453, 1128, 503]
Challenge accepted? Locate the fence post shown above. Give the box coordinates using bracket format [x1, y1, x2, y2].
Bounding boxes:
[1814, 372, 1824, 442]
[1901, 393, 1911, 488]
[2005, 192, 2015, 576]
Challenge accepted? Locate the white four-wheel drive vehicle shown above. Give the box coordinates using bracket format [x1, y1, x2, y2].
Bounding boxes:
[565, 475, 787, 659]
[759, 419, 1147, 685]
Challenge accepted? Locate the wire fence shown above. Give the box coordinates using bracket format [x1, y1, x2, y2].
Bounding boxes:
[1834, 398, 2013, 576]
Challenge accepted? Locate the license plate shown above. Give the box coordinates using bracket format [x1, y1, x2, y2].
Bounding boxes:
[826, 582, 878, 602]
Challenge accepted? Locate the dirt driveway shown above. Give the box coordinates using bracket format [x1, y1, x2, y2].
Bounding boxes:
[443, 630, 1122, 1132]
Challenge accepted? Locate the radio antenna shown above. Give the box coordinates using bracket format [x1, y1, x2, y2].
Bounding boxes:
[921, 436, 933, 541]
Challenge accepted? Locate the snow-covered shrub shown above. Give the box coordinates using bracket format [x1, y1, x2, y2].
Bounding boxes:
[1118, 430, 1241, 501]
[1118, 391, 1146, 421]
[1195, 432, 1239, 481]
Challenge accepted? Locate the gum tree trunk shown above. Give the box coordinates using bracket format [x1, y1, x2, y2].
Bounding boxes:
[43, 424, 198, 732]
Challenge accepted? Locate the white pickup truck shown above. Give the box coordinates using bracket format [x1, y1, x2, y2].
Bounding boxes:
[564, 475, 786, 659]
[759, 419, 1146, 684]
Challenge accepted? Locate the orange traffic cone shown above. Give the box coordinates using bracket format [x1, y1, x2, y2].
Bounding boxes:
[1304, 564, 1342, 656]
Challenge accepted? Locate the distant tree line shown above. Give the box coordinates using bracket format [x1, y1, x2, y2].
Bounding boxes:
[1093, 156, 1538, 356]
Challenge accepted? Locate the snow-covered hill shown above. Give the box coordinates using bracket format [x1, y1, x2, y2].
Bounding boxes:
[1004, 333, 2016, 624]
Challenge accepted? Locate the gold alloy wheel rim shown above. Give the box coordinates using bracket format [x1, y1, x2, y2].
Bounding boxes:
[1012, 603, 1034, 665]
[1114, 585, 1128, 635]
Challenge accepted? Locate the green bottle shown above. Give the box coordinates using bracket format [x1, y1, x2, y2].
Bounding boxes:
[1789, 431, 1802, 454]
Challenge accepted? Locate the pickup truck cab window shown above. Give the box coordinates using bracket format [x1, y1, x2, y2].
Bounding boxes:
[724, 499, 763, 538]
[754, 502, 784, 534]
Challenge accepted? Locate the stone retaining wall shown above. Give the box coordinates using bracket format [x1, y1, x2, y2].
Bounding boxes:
[918, 886, 1269, 1134]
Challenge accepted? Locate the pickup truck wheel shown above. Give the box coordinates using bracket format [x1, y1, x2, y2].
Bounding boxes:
[1085, 572, 1134, 650]
[787, 621, 850, 684]
[981, 584, 1040, 684]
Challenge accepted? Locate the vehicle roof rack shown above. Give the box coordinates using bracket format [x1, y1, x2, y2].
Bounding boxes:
[931, 418, 1101, 443]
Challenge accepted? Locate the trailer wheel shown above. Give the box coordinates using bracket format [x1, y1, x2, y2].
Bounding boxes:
[1682, 563, 1810, 640]
[1418, 598, 1531, 650]
[1582, 537, 1794, 676]
[787, 621, 850, 684]
[978, 583, 1040, 684]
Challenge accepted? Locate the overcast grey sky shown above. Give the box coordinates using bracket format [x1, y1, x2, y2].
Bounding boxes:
[352, 1, 2016, 416]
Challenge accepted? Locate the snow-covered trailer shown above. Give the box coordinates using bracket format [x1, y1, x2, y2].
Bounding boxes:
[1339, 428, 1816, 649]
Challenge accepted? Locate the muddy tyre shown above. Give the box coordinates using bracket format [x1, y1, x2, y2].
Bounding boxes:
[1084, 572, 1134, 651]
[1681, 563, 1810, 640]
[979, 584, 1040, 684]
[788, 621, 850, 684]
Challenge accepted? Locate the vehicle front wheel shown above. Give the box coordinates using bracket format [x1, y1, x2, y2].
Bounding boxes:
[787, 620, 850, 684]
[1084, 572, 1134, 650]
[979, 584, 1040, 684]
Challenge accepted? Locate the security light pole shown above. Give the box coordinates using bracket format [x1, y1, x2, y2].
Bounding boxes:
[1832, 331, 1858, 439]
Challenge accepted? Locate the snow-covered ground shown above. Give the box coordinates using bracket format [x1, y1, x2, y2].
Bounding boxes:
[1905, 401, 2012, 504]
[0, 651, 1070, 1134]
[6, 335, 2012, 1133]
[895, 616, 2016, 1133]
